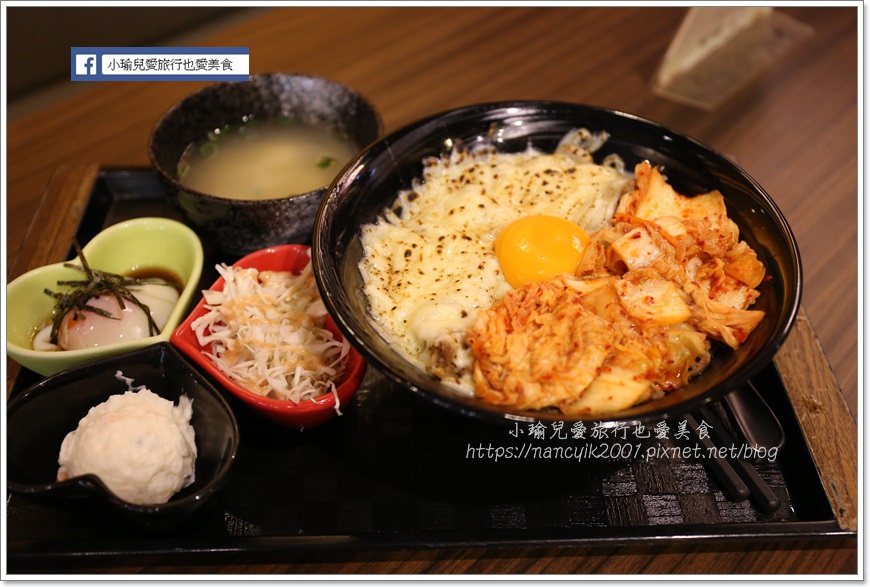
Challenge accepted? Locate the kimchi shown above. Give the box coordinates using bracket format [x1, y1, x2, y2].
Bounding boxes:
[468, 161, 766, 416]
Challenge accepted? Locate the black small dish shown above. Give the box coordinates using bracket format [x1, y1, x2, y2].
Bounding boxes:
[312, 100, 803, 427]
[7, 343, 240, 531]
[149, 73, 383, 255]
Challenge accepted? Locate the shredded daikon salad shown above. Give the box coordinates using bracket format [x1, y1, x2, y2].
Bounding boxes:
[191, 257, 350, 409]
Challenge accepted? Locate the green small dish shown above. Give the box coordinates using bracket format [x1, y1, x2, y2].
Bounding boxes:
[6, 217, 204, 377]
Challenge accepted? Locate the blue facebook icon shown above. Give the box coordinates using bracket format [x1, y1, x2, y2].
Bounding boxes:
[75, 54, 98, 76]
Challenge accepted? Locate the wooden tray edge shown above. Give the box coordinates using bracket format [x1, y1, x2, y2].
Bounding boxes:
[6, 164, 101, 394]
[773, 310, 858, 531]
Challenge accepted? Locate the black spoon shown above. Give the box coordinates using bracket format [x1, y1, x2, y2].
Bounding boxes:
[722, 381, 786, 454]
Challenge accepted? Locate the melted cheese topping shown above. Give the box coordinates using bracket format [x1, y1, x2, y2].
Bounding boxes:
[359, 137, 632, 392]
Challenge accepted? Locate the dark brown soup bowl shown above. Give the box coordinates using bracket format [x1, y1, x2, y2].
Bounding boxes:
[149, 73, 382, 256]
[312, 101, 802, 427]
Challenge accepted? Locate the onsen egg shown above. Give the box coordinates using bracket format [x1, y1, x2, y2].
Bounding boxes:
[495, 215, 591, 288]
[57, 284, 180, 350]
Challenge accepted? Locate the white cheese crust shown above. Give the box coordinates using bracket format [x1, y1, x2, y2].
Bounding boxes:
[359, 139, 631, 392]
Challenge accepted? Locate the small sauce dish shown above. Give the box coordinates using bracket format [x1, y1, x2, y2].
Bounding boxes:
[171, 244, 366, 429]
[6, 217, 204, 377]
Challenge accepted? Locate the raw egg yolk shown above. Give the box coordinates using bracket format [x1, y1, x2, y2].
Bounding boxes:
[495, 215, 591, 288]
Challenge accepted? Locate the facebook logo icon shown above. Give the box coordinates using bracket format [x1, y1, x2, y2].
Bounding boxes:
[74, 54, 98, 76]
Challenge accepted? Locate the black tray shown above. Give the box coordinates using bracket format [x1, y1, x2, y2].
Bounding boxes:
[5, 169, 851, 565]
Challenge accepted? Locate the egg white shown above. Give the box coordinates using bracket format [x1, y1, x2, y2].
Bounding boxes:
[34, 283, 180, 351]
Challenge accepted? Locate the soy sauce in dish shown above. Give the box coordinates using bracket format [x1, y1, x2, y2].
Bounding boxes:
[127, 267, 185, 294]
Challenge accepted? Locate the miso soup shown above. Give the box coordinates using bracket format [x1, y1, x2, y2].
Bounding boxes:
[177, 119, 358, 200]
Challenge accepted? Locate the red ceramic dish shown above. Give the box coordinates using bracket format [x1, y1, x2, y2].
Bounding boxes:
[171, 244, 366, 428]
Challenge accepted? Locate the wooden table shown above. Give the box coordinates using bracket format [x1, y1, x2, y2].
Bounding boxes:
[5, 6, 858, 575]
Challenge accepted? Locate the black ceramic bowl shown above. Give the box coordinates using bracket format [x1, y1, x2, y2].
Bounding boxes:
[312, 101, 802, 427]
[149, 73, 383, 256]
[7, 343, 240, 531]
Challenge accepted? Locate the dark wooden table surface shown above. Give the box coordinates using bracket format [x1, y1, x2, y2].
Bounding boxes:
[5, 6, 858, 575]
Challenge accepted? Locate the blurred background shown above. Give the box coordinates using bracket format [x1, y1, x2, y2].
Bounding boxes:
[6, 7, 260, 119]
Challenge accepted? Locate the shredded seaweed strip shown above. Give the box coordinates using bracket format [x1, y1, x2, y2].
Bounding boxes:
[43, 240, 161, 344]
